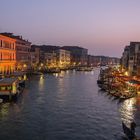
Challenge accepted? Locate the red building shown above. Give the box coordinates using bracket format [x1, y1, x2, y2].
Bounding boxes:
[1, 33, 31, 71]
[0, 34, 16, 74]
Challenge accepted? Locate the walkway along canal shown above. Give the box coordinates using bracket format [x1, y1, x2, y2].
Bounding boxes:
[0, 69, 139, 140]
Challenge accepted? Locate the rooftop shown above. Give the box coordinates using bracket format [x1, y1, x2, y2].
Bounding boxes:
[0, 78, 18, 86]
[0, 32, 31, 44]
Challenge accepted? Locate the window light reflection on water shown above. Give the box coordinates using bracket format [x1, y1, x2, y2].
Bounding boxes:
[39, 75, 45, 91]
[119, 98, 136, 127]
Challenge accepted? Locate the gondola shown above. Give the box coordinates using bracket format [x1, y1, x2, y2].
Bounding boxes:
[122, 122, 139, 140]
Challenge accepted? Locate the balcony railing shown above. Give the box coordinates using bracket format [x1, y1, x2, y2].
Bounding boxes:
[0, 59, 16, 61]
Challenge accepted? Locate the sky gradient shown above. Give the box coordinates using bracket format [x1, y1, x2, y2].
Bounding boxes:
[1, 0, 140, 57]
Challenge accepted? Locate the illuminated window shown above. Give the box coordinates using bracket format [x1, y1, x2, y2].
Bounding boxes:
[7, 86, 12, 90]
[0, 40, 2, 47]
[0, 86, 6, 91]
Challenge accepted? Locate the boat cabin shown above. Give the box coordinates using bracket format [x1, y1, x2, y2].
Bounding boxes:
[0, 78, 19, 96]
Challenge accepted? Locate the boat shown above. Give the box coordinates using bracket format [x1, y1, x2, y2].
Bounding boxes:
[46, 68, 61, 73]
[109, 90, 117, 95]
[99, 84, 108, 91]
[97, 80, 104, 85]
[0, 78, 22, 100]
[122, 122, 139, 140]
[76, 67, 93, 71]
[97, 68, 109, 90]
[119, 90, 136, 100]
[120, 94, 135, 100]
[32, 72, 43, 75]
[19, 80, 25, 88]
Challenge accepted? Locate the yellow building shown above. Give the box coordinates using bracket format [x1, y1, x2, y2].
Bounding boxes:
[0, 34, 16, 75]
[56, 49, 71, 68]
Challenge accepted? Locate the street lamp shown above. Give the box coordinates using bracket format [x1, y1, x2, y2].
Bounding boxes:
[40, 63, 44, 67]
[125, 71, 128, 76]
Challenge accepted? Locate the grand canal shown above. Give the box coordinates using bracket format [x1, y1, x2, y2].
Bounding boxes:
[0, 69, 140, 140]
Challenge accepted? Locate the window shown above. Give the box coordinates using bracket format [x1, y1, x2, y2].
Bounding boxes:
[1, 53, 2, 60]
[7, 86, 12, 90]
[0, 86, 6, 91]
[13, 53, 14, 60]
[0, 40, 2, 47]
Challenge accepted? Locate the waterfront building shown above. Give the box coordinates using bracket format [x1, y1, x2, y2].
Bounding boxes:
[100, 56, 112, 66]
[106, 57, 120, 65]
[44, 52, 57, 68]
[55, 49, 71, 68]
[88, 55, 94, 66]
[0, 34, 16, 74]
[121, 46, 130, 71]
[129, 42, 140, 76]
[88, 55, 120, 67]
[31, 45, 71, 69]
[87, 55, 100, 67]
[31, 45, 59, 52]
[1, 33, 31, 72]
[121, 42, 140, 76]
[31, 45, 59, 69]
[30, 48, 41, 70]
[61, 46, 88, 66]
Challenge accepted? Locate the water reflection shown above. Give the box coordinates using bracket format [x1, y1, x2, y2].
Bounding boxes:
[66, 70, 69, 74]
[23, 74, 27, 80]
[53, 71, 65, 78]
[120, 98, 136, 127]
[0, 102, 21, 119]
[56, 71, 69, 104]
[91, 71, 94, 75]
[39, 75, 45, 91]
[0, 70, 139, 140]
[0, 103, 10, 118]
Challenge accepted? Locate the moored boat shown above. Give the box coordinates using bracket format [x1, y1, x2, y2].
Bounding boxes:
[122, 122, 140, 140]
[76, 67, 93, 71]
[0, 78, 22, 100]
[46, 68, 61, 73]
[32, 72, 43, 75]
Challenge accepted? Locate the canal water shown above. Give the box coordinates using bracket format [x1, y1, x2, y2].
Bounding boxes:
[0, 69, 140, 140]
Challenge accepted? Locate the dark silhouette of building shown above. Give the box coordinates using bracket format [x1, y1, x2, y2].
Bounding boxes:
[61, 46, 88, 66]
[31, 45, 60, 52]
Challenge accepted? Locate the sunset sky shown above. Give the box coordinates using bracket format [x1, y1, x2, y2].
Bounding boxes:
[1, 0, 140, 57]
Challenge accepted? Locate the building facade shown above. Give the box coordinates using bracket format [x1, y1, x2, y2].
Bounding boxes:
[1, 33, 31, 72]
[129, 42, 140, 76]
[0, 34, 16, 74]
[87, 55, 100, 67]
[88, 55, 120, 67]
[30, 48, 41, 70]
[55, 49, 71, 68]
[31, 45, 71, 69]
[121, 42, 140, 76]
[44, 52, 57, 68]
[15, 37, 31, 71]
[121, 46, 129, 70]
[61, 46, 88, 66]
